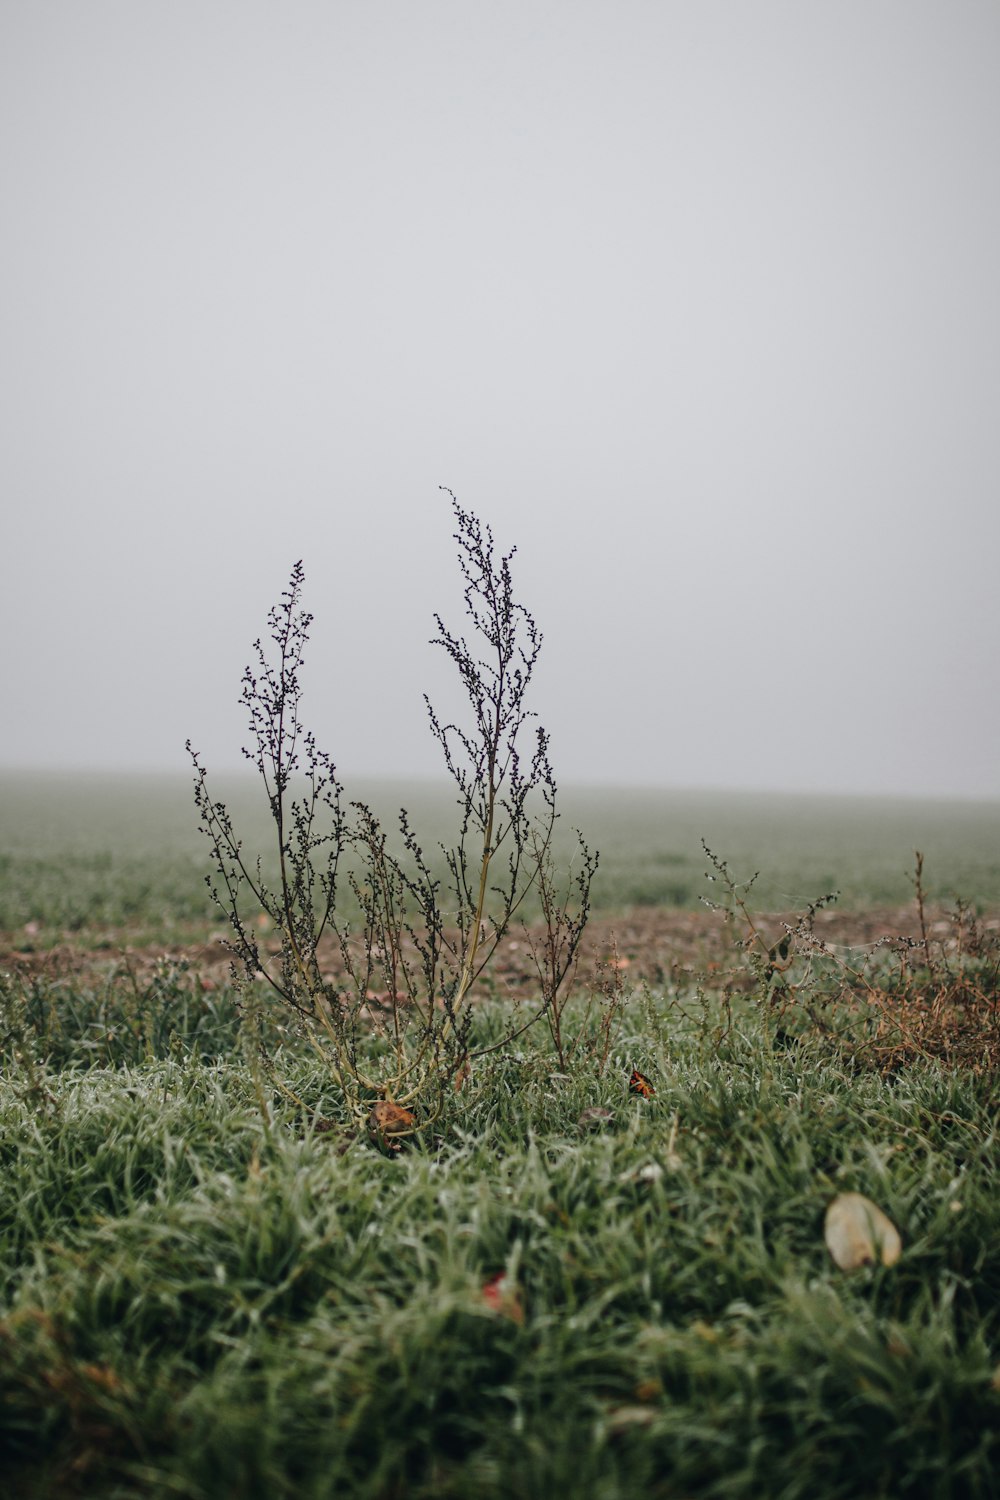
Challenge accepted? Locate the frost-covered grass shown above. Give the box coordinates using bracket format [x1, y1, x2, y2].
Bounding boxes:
[1, 969, 997, 1499]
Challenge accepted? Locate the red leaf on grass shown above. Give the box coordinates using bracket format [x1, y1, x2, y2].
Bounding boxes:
[481, 1272, 524, 1324]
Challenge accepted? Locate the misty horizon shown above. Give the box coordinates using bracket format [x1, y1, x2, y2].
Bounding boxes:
[3, 3, 998, 801]
[1, 765, 996, 812]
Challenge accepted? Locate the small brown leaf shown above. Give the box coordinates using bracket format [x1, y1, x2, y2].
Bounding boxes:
[366, 1100, 416, 1145]
[634, 1378, 663, 1402]
[824, 1192, 902, 1270]
[78, 1363, 122, 1393]
[453, 1059, 472, 1092]
[481, 1272, 524, 1324]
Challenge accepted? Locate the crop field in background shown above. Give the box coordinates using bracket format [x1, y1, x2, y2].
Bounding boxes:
[1, 770, 998, 1497]
[3, 771, 1000, 940]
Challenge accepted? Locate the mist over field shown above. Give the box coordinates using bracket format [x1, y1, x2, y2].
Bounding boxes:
[3, 770, 999, 935]
[2, 2, 999, 800]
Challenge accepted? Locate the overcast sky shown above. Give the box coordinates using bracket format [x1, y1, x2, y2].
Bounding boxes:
[3, 1, 998, 799]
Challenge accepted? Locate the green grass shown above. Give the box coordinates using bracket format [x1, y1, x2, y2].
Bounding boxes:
[3, 772, 997, 1492]
[3, 771, 999, 941]
[1, 958, 998, 1499]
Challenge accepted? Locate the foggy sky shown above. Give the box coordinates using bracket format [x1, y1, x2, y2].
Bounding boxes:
[3, 1, 998, 799]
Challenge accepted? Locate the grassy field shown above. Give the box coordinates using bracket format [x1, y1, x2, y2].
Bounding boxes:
[3, 771, 999, 940]
[2, 975, 998, 1498]
[1, 772, 998, 1496]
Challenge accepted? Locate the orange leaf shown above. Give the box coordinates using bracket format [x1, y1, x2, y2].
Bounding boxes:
[629, 1069, 655, 1098]
[481, 1272, 524, 1324]
[453, 1059, 471, 1092]
[367, 1100, 416, 1147]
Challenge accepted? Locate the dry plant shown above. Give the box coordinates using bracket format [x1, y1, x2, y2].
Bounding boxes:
[846, 855, 1000, 1072]
[700, 839, 839, 1036]
[523, 829, 598, 1069]
[534, 910, 630, 1076]
[188, 495, 595, 1140]
[587, 933, 631, 1076]
[701, 842, 1000, 1072]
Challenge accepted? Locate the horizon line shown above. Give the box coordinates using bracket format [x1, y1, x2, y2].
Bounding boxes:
[0, 764, 996, 807]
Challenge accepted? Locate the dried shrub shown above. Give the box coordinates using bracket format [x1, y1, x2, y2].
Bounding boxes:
[702, 843, 999, 1072]
[189, 496, 595, 1136]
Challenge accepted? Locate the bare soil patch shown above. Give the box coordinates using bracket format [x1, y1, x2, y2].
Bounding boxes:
[4, 903, 995, 998]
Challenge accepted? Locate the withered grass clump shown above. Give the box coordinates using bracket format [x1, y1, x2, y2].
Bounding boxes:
[702, 843, 1000, 1074]
[843, 895, 1000, 1073]
[188, 494, 595, 1139]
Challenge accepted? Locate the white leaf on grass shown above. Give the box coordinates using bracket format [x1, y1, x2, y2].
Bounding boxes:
[619, 1162, 663, 1184]
[605, 1405, 656, 1433]
[824, 1192, 902, 1270]
[664, 1114, 682, 1172]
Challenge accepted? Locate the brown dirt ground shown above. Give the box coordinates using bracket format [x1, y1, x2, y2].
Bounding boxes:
[4, 903, 996, 999]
